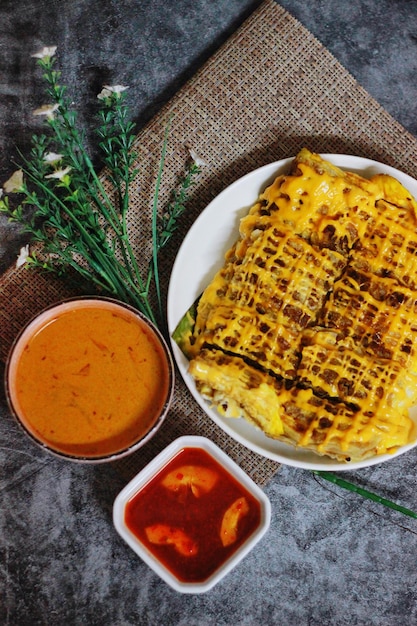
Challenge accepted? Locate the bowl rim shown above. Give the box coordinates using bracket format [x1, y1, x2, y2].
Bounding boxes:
[112, 435, 271, 593]
[4, 296, 175, 463]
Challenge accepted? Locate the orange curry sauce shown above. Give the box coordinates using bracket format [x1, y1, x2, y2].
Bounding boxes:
[125, 447, 262, 583]
[7, 301, 170, 458]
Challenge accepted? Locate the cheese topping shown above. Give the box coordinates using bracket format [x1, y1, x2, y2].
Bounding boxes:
[182, 149, 417, 462]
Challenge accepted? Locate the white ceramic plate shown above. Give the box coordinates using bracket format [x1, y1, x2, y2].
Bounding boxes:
[167, 155, 417, 471]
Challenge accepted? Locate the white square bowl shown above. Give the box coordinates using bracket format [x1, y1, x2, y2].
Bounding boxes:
[113, 435, 271, 593]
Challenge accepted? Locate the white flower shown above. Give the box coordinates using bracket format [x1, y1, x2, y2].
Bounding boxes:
[97, 85, 128, 100]
[188, 148, 207, 168]
[33, 103, 59, 118]
[31, 46, 57, 60]
[16, 244, 30, 268]
[97, 88, 112, 101]
[45, 166, 72, 180]
[3, 170, 24, 193]
[104, 85, 129, 94]
[43, 152, 64, 164]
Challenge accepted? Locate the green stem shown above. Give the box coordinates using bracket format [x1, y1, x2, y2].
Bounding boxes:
[313, 471, 417, 519]
[151, 120, 171, 322]
[119, 171, 146, 292]
[23, 176, 155, 320]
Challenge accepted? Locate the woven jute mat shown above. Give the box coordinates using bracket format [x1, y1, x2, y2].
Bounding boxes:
[2, 0, 417, 486]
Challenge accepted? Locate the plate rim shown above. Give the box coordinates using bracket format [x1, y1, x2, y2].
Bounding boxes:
[167, 154, 417, 471]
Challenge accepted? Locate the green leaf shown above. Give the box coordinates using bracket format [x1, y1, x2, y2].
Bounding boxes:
[313, 471, 417, 519]
[171, 296, 200, 359]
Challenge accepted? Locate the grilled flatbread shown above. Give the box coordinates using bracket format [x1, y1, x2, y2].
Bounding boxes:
[178, 149, 417, 462]
[191, 225, 346, 380]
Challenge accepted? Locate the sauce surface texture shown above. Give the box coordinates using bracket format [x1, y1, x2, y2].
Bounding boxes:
[8, 302, 170, 457]
[125, 447, 261, 583]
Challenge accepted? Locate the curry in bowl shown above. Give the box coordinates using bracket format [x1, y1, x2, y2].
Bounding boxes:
[5, 297, 174, 461]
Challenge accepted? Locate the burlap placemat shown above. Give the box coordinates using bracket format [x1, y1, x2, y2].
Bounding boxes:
[2, 0, 417, 485]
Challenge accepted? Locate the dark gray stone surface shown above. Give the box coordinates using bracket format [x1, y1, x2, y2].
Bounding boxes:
[2, 1, 417, 625]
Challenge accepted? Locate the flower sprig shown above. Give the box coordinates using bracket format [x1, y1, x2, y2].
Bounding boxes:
[0, 46, 201, 328]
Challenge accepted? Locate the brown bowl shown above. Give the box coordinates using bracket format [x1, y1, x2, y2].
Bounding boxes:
[4, 297, 174, 463]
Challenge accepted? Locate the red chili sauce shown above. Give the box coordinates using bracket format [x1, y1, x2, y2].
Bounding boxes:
[125, 447, 261, 583]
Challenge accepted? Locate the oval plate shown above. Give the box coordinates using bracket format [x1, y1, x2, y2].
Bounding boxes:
[167, 155, 417, 471]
